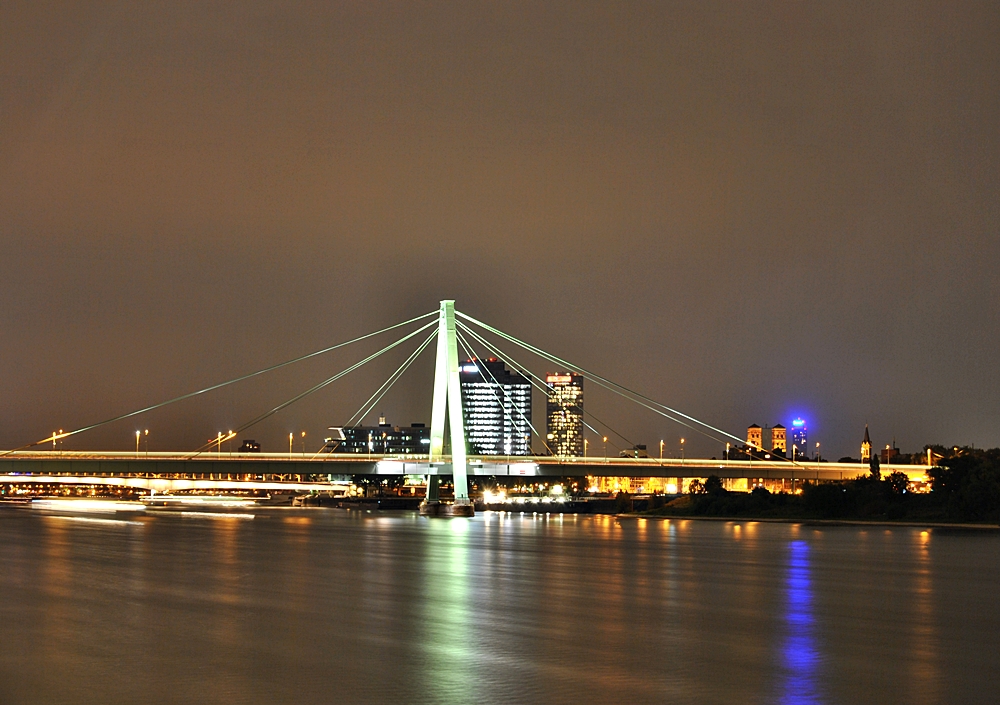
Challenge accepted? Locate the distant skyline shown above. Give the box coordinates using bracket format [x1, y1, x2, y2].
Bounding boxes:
[1, 2, 998, 459]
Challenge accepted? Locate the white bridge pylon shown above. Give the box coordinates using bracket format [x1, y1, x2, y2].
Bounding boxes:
[427, 300, 470, 505]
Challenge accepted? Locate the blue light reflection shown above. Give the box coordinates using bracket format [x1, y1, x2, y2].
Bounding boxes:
[780, 540, 822, 705]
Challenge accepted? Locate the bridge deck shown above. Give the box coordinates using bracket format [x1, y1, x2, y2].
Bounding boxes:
[0, 450, 932, 484]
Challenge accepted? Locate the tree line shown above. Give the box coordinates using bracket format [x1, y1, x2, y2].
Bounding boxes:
[644, 445, 1000, 523]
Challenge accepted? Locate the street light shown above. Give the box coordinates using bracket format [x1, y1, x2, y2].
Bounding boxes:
[136, 430, 141, 456]
[217, 432, 223, 454]
[301, 430, 307, 454]
[584, 438, 588, 458]
[660, 439, 664, 460]
[144, 429, 149, 457]
[680, 438, 685, 463]
[289, 432, 294, 454]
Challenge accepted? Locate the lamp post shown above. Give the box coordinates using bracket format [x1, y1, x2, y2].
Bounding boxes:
[136, 430, 141, 456]
[660, 439, 664, 460]
[144, 429, 149, 457]
[584, 438, 588, 458]
[603, 436, 608, 461]
[217, 432, 223, 454]
[815, 442, 820, 462]
[289, 432, 293, 455]
[680, 438, 685, 464]
[301, 430, 306, 454]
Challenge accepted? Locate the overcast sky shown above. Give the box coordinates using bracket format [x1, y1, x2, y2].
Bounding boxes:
[1, 1, 998, 459]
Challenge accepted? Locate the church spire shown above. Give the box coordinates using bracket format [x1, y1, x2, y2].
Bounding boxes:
[861, 424, 872, 462]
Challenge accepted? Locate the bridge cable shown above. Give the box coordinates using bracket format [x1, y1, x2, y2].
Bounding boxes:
[318, 328, 437, 456]
[456, 322, 631, 452]
[345, 329, 438, 429]
[458, 313, 813, 470]
[3, 310, 437, 456]
[456, 323, 612, 448]
[455, 328, 553, 457]
[456, 316, 734, 448]
[184, 319, 437, 458]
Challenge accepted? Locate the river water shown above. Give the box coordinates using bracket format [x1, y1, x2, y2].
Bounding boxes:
[0, 508, 997, 704]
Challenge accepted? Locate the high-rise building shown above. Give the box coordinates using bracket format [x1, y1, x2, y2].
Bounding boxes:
[861, 425, 871, 463]
[791, 418, 808, 458]
[771, 424, 787, 455]
[459, 358, 532, 455]
[747, 424, 763, 450]
[545, 373, 584, 456]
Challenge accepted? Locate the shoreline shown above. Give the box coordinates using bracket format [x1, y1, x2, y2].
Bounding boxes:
[616, 513, 1000, 530]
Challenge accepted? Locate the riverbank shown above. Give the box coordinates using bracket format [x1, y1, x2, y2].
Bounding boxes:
[620, 512, 1000, 530]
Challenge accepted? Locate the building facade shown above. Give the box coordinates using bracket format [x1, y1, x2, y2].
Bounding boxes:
[771, 424, 787, 455]
[459, 358, 532, 455]
[861, 425, 871, 463]
[324, 418, 430, 454]
[747, 424, 763, 450]
[545, 373, 584, 456]
[791, 418, 808, 458]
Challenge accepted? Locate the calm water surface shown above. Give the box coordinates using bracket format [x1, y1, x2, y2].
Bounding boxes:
[0, 508, 997, 704]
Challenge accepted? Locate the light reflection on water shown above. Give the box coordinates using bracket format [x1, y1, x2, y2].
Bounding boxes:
[0, 510, 997, 705]
[780, 540, 821, 705]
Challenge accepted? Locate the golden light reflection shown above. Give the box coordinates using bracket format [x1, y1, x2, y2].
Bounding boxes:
[908, 528, 939, 704]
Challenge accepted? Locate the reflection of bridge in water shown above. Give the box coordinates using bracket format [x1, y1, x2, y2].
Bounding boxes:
[3, 301, 932, 510]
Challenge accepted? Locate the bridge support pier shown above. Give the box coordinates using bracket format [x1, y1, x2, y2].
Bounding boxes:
[420, 300, 473, 517]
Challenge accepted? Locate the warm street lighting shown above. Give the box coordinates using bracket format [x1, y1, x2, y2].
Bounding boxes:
[681, 438, 685, 463]
[289, 432, 294, 454]
[136, 430, 141, 456]
[144, 429, 149, 457]
[217, 432, 223, 454]
[301, 430, 307, 454]
[603, 436, 608, 461]
[659, 439, 664, 460]
[584, 438, 588, 458]
[816, 442, 821, 462]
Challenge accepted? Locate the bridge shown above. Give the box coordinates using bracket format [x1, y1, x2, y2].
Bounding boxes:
[2, 301, 930, 509]
[0, 450, 931, 486]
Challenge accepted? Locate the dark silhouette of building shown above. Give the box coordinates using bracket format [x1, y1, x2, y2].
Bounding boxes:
[324, 416, 430, 454]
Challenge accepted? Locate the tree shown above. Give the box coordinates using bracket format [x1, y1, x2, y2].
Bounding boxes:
[705, 475, 725, 495]
[887, 471, 909, 495]
[869, 454, 881, 481]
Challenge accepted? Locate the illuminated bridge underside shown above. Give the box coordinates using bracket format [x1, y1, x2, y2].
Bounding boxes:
[0, 452, 933, 485]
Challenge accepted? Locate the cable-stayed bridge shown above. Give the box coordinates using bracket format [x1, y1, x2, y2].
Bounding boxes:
[2, 301, 932, 510]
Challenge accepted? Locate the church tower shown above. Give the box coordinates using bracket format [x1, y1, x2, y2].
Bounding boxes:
[771, 424, 787, 455]
[861, 425, 872, 463]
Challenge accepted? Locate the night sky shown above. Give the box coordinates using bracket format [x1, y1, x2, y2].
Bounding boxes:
[2, 2, 998, 459]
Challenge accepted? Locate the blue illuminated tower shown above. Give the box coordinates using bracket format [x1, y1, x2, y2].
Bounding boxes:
[791, 418, 808, 458]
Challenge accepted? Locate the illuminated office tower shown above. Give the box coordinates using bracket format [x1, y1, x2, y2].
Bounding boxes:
[791, 418, 808, 457]
[771, 424, 787, 455]
[459, 358, 532, 455]
[545, 373, 584, 456]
